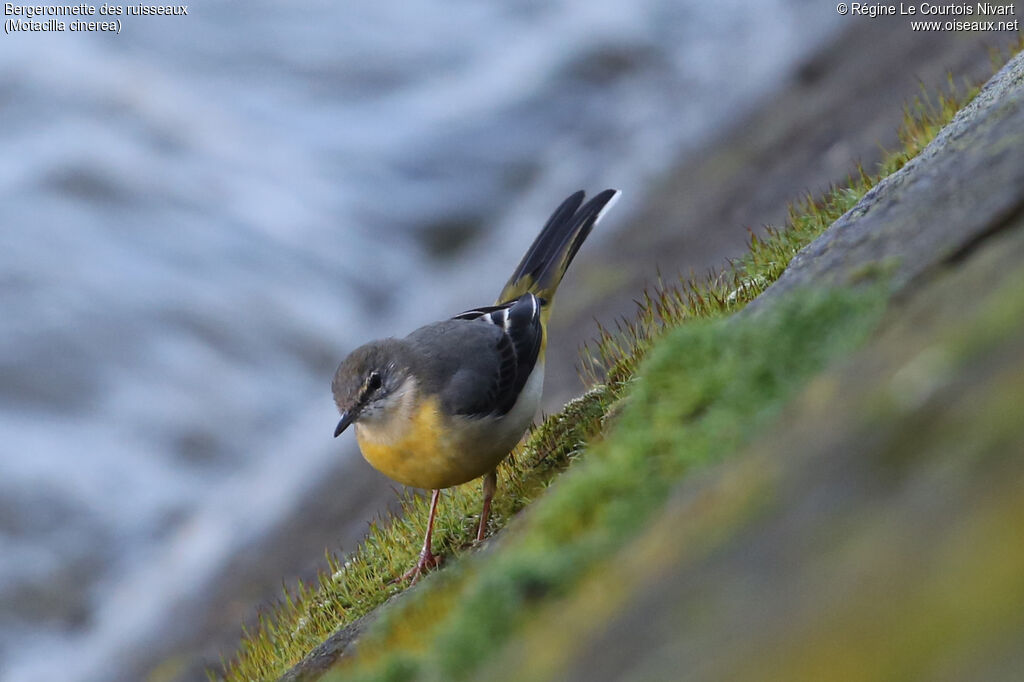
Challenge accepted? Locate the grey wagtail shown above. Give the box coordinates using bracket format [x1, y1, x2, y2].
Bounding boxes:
[332, 189, 620, 582]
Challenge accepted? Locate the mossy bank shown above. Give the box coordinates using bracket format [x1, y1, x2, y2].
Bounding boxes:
[216, 39, 1024, 682]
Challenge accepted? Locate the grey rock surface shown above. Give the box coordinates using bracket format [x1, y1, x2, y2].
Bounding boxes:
[748, 52, 1024, 310]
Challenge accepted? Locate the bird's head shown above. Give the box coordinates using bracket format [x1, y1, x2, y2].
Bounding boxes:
[331, 339, 409, 437]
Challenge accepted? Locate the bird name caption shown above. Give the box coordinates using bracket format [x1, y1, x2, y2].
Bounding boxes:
[4, 3, 189, 34]
[835, 3, 1019, 30]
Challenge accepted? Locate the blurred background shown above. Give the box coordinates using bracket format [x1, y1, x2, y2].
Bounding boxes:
[0, 1, 1014, 680]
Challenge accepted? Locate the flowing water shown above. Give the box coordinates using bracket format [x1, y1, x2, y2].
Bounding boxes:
[0, 1, 840, 678]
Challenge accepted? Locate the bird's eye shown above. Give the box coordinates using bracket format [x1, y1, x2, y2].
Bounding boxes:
[367, 372, 382, 391]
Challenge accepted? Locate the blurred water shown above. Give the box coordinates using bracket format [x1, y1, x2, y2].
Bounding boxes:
[0, 1, 840, 679]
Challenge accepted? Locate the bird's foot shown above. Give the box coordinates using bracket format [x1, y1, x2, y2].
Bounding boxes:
[392, 548, 442, 585]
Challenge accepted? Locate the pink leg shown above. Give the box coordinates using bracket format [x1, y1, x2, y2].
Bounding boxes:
[395, 489, 442, 585]
[476, 470, 497, 543]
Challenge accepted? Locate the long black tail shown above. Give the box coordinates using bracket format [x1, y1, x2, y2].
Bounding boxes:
[497, 189, 620, 306]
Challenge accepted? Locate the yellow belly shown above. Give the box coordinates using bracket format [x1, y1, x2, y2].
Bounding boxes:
[355, 395, 516, 490]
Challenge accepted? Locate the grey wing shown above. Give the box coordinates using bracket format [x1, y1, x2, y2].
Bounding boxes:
[404, 319, 504, 416]
[408, 293, 542, 418]
[450, 293, 543, 416]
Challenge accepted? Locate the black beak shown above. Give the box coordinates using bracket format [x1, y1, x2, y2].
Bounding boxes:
[334, 411, 355, 437]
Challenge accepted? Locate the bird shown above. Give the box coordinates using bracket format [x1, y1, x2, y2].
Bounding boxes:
[332, 189, 621, 583]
